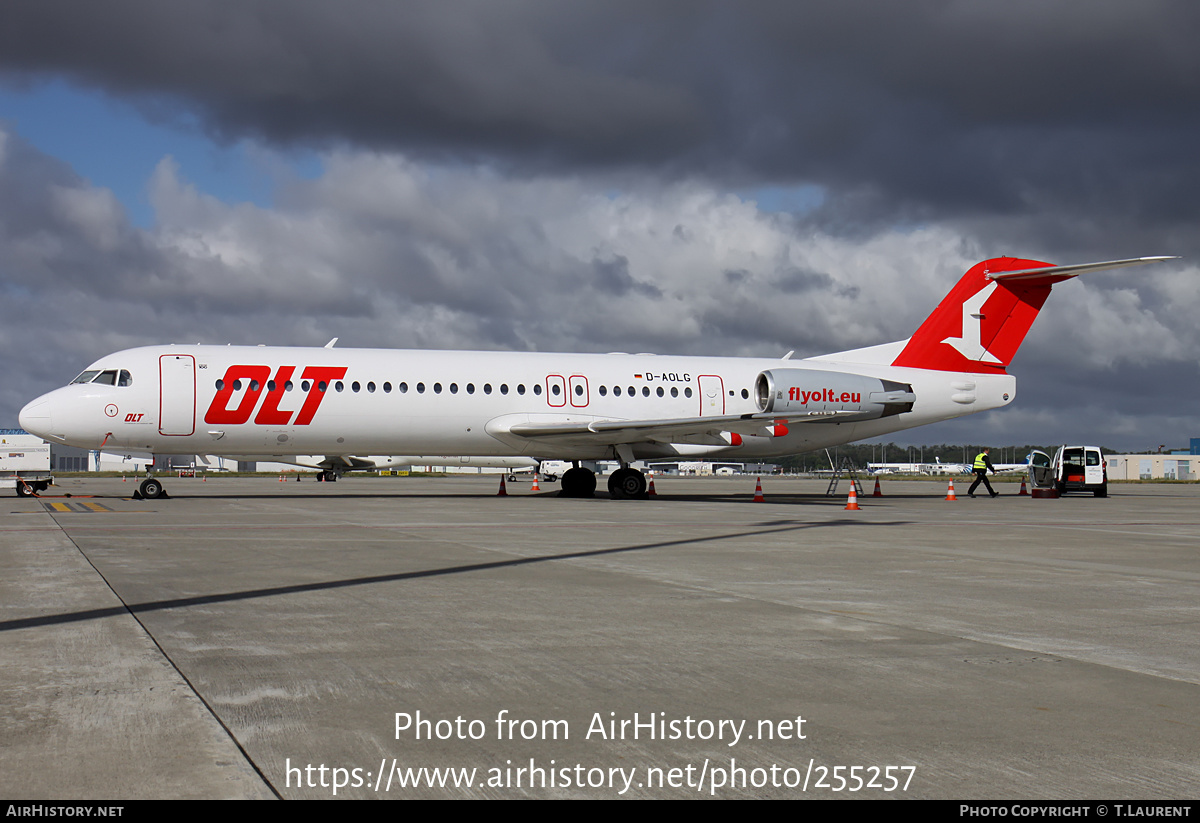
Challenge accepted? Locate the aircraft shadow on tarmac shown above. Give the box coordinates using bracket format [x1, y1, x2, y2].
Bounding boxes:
[3, 517, 910, 633]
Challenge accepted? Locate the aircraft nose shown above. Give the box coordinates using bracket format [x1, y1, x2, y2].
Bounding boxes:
[18, 398, 53, 437]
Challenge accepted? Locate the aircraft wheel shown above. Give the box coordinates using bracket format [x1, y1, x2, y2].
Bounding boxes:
[139, 478, 164, 499]
[607, 467, 647, 499]
[559, 467, 596, 498]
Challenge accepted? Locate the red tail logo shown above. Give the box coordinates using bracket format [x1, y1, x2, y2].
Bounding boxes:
[891, 257, 1061, 373]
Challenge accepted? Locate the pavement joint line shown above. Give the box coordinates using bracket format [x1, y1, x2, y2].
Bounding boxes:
[37, 505, 283, 799]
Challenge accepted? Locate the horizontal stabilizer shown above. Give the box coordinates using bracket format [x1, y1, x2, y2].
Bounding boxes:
[985, 256, 1177, 282]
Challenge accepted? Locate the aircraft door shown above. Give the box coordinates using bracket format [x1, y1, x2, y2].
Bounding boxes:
[569, 375, 589, 407]
[159, 354, 196, 436]
[1028, 450, 1053, 488]
[546, 375, 566, 407]
[698, 375, 724, 416]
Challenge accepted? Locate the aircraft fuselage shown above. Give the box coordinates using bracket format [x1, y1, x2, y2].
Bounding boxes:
[18, 344, 1013, 463]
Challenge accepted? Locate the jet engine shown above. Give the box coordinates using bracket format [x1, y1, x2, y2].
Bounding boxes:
[754, 369, 915, 420]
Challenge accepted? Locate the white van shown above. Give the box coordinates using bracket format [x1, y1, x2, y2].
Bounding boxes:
[1028, 446, 1107, 497]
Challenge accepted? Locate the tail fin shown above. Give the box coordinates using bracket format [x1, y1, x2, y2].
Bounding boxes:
[890, 256, 1173, 373]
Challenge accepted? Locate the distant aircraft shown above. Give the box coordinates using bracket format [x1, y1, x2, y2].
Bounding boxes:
[19, 256, 1172, 500]
[935, 455, 1036, 475]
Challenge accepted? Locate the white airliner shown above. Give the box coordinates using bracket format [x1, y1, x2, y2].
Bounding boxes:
[18, 255, 1172, 500]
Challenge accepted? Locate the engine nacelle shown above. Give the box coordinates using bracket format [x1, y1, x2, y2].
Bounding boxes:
[754, 369, 915, 419]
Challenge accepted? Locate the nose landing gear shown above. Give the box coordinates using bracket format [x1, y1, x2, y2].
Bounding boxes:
[135, 477, 168, 500]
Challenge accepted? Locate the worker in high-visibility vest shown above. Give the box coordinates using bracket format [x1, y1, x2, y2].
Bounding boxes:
[968, 447, 998, 498]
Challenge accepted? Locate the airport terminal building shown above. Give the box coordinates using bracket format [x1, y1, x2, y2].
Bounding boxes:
[1105, 454, 1194, 481]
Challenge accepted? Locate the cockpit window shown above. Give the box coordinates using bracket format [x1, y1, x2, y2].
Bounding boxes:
[70, 369, 131, 386]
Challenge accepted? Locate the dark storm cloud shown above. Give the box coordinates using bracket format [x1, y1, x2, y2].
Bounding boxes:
[5, 0, 1200, 236]
[0, 0, 703, 166]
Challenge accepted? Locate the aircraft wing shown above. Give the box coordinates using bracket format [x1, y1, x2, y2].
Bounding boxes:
[504, 409, 868, 444]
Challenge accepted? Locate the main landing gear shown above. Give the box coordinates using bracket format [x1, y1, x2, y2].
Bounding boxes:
[557, 464, 649, 499]
[559, 466, 597, 498]
[607, 467, 648, 500]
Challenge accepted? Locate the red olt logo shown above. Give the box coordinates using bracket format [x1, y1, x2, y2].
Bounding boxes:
[204, 366, 348, 426]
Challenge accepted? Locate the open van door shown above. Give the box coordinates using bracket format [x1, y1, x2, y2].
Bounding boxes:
[1029, 450, 1055, 489]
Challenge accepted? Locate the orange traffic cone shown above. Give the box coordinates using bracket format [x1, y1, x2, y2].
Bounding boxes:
[531, 473, 540, 491]
[945, 479, 957, 501]
[872, 477, 882, 497]
[202, 474, 206, 482]
[497, 476, 508, 496]
[753, 477, 765, 502]
[845, 484, 861, 510]
[122, 475, 126, 482]
[1019, 478, 1029, 496]
[648, 476, 657, 496]
[279, 474, 284, 482]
